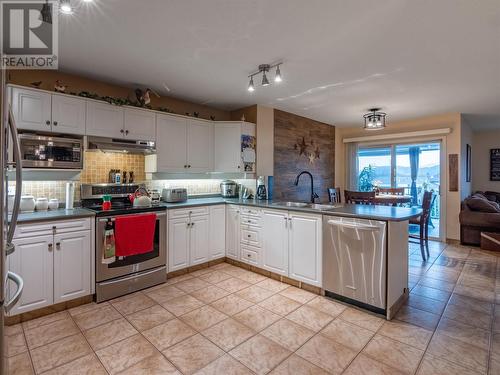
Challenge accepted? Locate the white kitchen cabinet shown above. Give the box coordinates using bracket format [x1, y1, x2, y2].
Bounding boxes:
[51, 94, 86, 135]
[214, 122, 242, 172]
[262, 209, 289, 275]
[226, 205, 241, 260]
[209, 205, 226, 259]
[288, 212, 322, 287]
[53, 231, 91, 303]
[124, 108, 156, 141]
[187, 119, 213, 172]
[11, 87, 52, 132]
[86, 100, 125, 138]
[190, 215, 210, 266]
[8, 235, 54, 315]
[168, 217, 190, 272]
[156, 114, 188, 172]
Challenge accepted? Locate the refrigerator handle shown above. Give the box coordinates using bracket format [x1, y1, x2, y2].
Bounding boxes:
[7, 106, 22, 244]
[4, 271, 23, 313]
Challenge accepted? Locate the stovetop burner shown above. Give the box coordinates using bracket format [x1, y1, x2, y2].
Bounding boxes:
[82, 196, 165, 217]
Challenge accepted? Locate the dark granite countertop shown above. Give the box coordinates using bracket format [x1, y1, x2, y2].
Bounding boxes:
[10, 208, 95, 224]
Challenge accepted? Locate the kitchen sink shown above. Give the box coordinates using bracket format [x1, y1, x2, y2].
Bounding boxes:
[271, 202, 342, 211]
[308, 203, 341, 210]
[272, 201, 309, 208]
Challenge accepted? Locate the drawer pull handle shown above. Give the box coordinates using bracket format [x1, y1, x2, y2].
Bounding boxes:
[247, 235, 251, 238]
[247, 254, 251, 257]
[48, 243, 53, 251]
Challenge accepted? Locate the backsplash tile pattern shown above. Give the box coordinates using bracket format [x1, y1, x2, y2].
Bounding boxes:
[80, 152, 145, 184]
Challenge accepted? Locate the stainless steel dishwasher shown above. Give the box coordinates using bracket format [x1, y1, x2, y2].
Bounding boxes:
[323, 216, 387, 314]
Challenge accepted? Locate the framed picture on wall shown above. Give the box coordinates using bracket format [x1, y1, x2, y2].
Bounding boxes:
[491, 148, 500, 181]
[466, 144, 471, 182]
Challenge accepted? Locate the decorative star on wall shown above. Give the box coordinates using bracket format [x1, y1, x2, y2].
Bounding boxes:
[294, 137, 321, 164]
[308, 153, 316, 164]
[294, 137, 309, 156]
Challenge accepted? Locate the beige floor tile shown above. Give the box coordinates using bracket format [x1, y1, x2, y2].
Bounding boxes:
[117, 353, 180, 375]
[4, 323, 23, 337]
[202, 317, 255, 351]
[110, 293, 156, 315]
[230, 334, 291, 375]
[261, 318, 314, 351]
[411, 284, 451, 302]
[296, 334, 357, 374]
[416, 354, 482, 375]
[453, 285, 495, 303]
[96, 334, 157, 375]
[175, 277, 211, 293]
[199, 270, 233, 284]
[447, 293, 494, 315]
[161, 294, 205, 316]
[233, 305, 281, 331]
[343, 353, 406, 375]
[442, 303, 492, 330]
[270, 354, 329, 375]
[142, 318, 196, 350]
[194, 354, 254, 375]
[68, 302, 107, 317]
[490, 351, 500, 375]
[126, 304, 175, 331]
[22, 311, 69, 330]
[236, 285, 276, 303]
[145, 285, 186, 304]
[417, 276, 456, 292]
[190, 285, 231, 304]
[493, 332, 500, 354]
[7, 352, 34, 375]
[378, 320, 432, 350]
[426, 333, 488, 374]
[165, 273, 194, 285]
[72, 304, 122, 331]
[24, 317, 79, 349]
[163, 334, 224, 375]
[306, 296, 347, 317]
[287, 305, 333, 331]
[181, 305, 228, 331]
[279, 286, 316, 304]
[407, 293, 447, 315]
[190, 267, 214, 277]
[42, 353, 107, 375]
[363, 335, 424, 374]
[394, 305, 440, 331]
[255, 278, 290, 293]
[233, 270, 268, 284]
[437, 317, 490, 350]
[215, 277, 252, 293]
[84, 318, 138, 351]
[321, 318, 374, 351]
[339, 308, 384, 332]
[258, 294, 301, 316]
[6, 332, 28, 357]
[30, 334, 92, 374]
[210, 294, 254, 316]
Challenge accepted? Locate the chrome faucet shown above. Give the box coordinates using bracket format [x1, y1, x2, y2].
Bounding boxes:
[294, 171, 319, 203]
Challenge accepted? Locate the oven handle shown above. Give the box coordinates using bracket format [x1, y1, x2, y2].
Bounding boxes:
[98, 266, 166, 286]
[98, 211, 166, 222]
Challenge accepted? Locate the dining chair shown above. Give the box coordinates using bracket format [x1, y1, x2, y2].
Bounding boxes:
[344, 190, 375, 205]
[378, 187, 405, 195]
[409, 191, 436, 260]
[327, 188, 341, 204]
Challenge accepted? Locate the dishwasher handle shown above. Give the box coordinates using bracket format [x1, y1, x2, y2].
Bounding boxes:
[327, 219, 381, 231]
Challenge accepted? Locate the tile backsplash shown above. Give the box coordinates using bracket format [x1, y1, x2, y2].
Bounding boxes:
[80, 151, 145, 184]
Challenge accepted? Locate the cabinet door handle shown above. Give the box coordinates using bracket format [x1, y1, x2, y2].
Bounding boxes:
[184, 165, 187, 168]
[187, 165, 191, 168]
[120, 129, 124, 134]
[48, 243, 53, 251]
[53, 121, 58, 126]
[46, 120, 51, 126]
[125, 130, 129, 135]
[56, 242, 61, 250]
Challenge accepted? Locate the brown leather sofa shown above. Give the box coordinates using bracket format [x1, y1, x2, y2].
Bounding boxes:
[460, 191, 500, 246]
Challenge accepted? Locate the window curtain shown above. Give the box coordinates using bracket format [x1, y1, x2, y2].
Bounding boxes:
[409, 146, 420, 206]
[346, 142, 359, 190]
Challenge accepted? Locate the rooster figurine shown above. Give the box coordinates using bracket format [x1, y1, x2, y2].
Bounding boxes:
[30, 81, 43, 88]
[54, 80, 67, 93]
[135, 88, 160, 107]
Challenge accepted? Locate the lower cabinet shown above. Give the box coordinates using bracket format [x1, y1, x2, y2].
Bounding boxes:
[8, 221, 92, 316]
[262, 209, 289, 275]
[168, 217, 190, 272]
[190, 215, 210, 266]
[209, 205, 226, 259]
[225, 205, 240, 260]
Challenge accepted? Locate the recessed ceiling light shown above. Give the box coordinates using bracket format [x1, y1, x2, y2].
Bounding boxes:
[60, 0, 73, 14]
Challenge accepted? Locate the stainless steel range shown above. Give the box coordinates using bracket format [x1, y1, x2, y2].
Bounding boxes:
[81, 183, 167, 302]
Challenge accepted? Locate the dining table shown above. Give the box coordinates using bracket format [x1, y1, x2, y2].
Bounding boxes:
[373, 194, 412, 206]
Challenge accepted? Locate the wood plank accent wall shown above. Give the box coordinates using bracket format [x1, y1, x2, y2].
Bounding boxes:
[273, 109, 335, 202]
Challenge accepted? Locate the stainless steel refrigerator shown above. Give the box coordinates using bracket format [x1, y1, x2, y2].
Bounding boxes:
[1, 69, 24, 374]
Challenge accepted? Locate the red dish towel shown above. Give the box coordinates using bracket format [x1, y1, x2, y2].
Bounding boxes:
[114, 213, 156, 257]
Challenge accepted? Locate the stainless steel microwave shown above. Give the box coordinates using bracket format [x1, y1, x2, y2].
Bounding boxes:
[18, 133, 83, 169]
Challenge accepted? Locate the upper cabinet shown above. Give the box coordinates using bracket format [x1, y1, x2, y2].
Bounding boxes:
[151, 115, 214, 173]
[124, 108, 156, 141]
[11, 87, 86, 135]
[214, 122, 256, 173]
[86, 101, 124, 138]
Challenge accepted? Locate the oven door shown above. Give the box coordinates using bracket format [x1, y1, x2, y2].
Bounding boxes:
[96, 211, 166, 282]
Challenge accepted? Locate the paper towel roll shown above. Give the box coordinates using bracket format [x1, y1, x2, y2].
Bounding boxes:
[65, 182, 75, 210]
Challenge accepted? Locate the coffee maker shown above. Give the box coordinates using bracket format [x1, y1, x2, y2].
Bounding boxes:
[256, 176, 267, 200]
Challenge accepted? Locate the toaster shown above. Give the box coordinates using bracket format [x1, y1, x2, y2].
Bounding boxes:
[162, 188, 188, 203]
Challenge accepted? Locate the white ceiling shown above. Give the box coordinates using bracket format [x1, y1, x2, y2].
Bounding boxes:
[58, 0, 500, 127]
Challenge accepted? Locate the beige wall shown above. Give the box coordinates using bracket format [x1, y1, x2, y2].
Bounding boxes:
[460, 116, 473, 200]
[255, 105, 274, 177]
[335, 113, 465, 240]
[472, 129, 500, 193]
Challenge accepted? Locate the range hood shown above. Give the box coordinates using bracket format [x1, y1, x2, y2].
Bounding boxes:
[87, 136, 156, 154]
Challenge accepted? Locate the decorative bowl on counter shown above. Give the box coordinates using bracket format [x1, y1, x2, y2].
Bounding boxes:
[48, 199, 59, 210]
[35, 197, 49, 211]
[20, 196, 36, 213]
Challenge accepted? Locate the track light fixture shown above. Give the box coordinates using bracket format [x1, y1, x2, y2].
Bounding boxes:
[59, 0, 95, 16]
[247, 63, 283, 92]
[363, 108, 387, 130]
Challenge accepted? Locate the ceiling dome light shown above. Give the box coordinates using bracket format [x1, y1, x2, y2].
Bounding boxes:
[363, 108, 386, 130]
[274, 65, 282, 83]
[261, 72, 270, 86]
[82, 0, 94, 2]
[60, 0, 73, 14]
[248, 76, 255, 92]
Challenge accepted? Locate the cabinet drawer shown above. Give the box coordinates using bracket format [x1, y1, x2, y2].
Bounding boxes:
[240, 207, 261, 217]
[240, 215, 262, 227]
[241, 246, 259, 266]
[241, 227, 262, 248]
[168, 206, 209, 219]
[14, 218, 91, 239]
